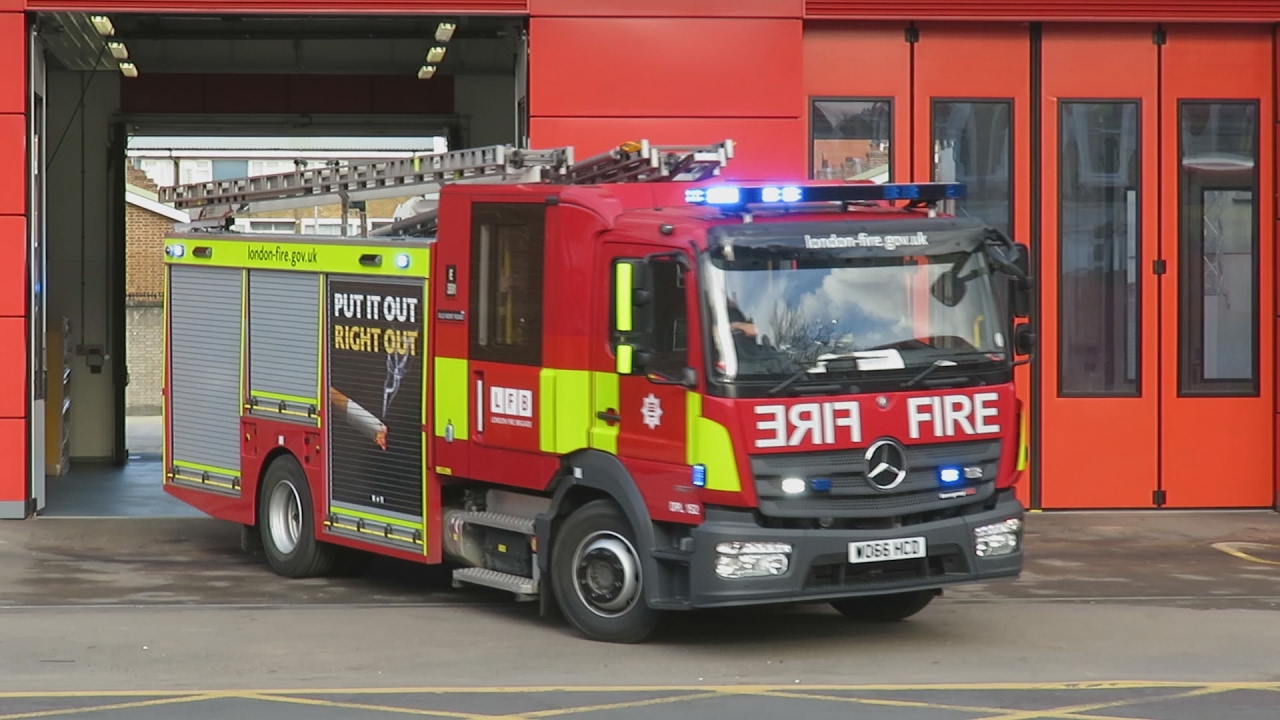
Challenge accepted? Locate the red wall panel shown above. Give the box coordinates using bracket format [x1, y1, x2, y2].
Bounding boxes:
[0, 318, 24, 419]
[530, 117, 806, 181]
[529, 18, 802, 119]
[530, 0, 801, 17]
[805, 1, 1280, 21]
[0, 217, 25, 318]
[0, 419, 23, 503]
[0, 114, 24, 218]
[0, 14, 23, 115]
[27, 0, 524, 12]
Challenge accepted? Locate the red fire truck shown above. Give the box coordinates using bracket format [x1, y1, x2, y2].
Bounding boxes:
[158, 140, 1033, 643]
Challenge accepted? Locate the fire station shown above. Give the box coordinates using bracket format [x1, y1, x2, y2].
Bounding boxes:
[0, 0, 1276, 520]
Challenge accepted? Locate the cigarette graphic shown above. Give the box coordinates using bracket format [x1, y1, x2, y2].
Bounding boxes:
[330, 387, 388, 450]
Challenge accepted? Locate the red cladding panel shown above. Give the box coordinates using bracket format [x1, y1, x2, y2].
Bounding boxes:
[0, 216, 25, 318]
[530, 0, 801, 16]
[0, 317, 25, 418]
[0, 14, 23, 115]
[0, 418, 23, 503]
[529, 18, 802, 119]
[531, 118, 806, 180]
[27, 0, 524, 12]
[0, 113, 23, 217]
[805, 1, 1280, 21]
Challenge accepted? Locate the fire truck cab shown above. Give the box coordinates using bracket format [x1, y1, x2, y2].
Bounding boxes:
[160, 141, 1033, 643]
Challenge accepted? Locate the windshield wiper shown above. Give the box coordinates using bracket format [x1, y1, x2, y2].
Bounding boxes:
[901, 359, 956, 389]
[766, 352, 863, 396]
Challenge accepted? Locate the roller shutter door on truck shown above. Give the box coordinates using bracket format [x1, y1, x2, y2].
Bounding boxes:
[247, 270, 321, 424]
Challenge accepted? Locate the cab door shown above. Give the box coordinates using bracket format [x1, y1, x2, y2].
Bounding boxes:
[595, 243, 699, 520]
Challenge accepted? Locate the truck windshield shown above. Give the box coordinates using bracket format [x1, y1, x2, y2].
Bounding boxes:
[703, 249, 1008, 387]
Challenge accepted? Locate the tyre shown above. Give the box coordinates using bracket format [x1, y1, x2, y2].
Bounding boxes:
[258, 454, 337, 578]
[829, 589, 938, 622]
[550, 499, 660, 643]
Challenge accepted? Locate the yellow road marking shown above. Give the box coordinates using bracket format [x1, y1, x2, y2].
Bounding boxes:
[756, 689, 1013, 714]
[1211, 542, 1280, 566]
[0, 693, 225, 720]
[237, 692, 481, 719]
[971, 685, 1234, 720]
[479, 691, 723, 720]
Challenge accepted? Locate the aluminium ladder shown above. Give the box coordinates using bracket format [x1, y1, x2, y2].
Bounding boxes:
[159, 139, 735, 234]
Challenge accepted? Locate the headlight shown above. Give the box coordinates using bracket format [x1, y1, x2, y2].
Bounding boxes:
[715, 541, 792, 579]
[973, 518, 1022, 558]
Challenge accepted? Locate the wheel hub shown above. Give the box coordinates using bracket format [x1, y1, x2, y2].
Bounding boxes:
[268, 480, 303, 555]
[572, 531, 641, 617]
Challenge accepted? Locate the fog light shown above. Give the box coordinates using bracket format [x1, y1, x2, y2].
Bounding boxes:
[781, 477, 806, 494]
[974, 518, 1022, 558]
[715, 541, 792, 579]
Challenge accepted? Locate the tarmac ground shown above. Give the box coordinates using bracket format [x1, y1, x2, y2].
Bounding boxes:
[3, 509, 1280, 719]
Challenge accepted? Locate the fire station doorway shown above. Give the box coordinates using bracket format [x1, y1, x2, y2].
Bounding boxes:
[1038, 25, 1274, 510]
[30, 11, 526, 518]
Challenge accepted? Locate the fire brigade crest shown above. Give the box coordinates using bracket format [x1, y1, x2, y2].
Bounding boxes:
[641, 393, 663, 430]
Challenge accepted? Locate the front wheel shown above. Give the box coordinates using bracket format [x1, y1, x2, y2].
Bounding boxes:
[550, 499, 660, 643]
[258, 454, 336, 578]
[829, 589, 938, 622]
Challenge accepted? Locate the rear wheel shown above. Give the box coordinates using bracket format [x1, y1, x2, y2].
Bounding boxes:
[829, 589, 938, 622]
[258, 454, 336, 578]
[550, 499, 660, 644]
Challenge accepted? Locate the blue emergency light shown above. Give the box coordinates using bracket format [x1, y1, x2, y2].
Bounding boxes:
[684, 182, 966, 207]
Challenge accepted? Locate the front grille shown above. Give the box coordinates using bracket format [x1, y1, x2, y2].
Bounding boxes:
[803, 543, 970, 589]
[751, 440, 1001, 519]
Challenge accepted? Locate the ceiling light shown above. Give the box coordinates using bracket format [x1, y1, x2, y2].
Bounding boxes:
[106, 41, 128, 60]
[435, 22, 456, 43]
[119, 62, 138, 78]
[90, 15, 115, 36]
[426, 46, 446, 63]
[417, 65, 436, 80]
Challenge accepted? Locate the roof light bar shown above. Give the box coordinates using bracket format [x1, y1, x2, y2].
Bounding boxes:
[684, 182, 967, 207]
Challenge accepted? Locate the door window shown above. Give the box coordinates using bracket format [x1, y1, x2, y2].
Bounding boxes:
[469, 202, 546, 366]
[610, 257, 688, 381]
[811, 99, 893, 182]
[932, 100, 1013, 236]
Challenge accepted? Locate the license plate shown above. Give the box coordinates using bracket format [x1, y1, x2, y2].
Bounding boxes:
[848, 537, 927, 564]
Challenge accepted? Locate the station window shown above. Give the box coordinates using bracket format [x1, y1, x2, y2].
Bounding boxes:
[470, 202, 546, 366]
[1177, 101, 1259, 396]
[810, 99, 892, 182]
[932, 100, 1013, 237]
[1057, 101, 1141, 397]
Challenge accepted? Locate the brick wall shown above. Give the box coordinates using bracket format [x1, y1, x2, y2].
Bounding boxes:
[125, 306, 163, 415]
[125, 166, 170, 301]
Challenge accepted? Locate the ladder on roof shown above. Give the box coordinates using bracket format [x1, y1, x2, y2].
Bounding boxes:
[158, 138, 735, 233]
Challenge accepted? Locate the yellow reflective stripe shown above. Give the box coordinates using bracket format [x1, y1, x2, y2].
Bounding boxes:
[171, 473, 238, 490]
[1016, 404, 1029, 471]
[614, 262, 633, 332]
[420, 282, 430, 557]
[590, 371, 619, 454]
[173, 460, 240, 479]
[434, 356, 469, 440]
[539, 368, 592, 454]
[161, 267, 169, 483]
[686, 392, 741, 493]
[328, 506, 424, 530]
[163, 237, 430, 278]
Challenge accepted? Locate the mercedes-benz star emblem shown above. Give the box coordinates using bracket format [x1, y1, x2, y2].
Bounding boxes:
[864, 438, 909, 491]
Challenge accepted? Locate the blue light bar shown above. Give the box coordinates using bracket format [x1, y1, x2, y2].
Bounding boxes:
[685, 182, 966, 207]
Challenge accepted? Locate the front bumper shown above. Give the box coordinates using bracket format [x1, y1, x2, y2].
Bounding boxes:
[684, 489, 1024, 608]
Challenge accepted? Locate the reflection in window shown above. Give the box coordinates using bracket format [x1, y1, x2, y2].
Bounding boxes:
[1179, 101, 1258, 395]
[638, 260, 688, 380]
[811, 99, 892, 183]
[933, 101, 1012, 236]
[1058, 102, 1141, 396]
[470, 203, 545, 366]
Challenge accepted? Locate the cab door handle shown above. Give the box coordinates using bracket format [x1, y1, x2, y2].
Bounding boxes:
[596, 409, 621, 424]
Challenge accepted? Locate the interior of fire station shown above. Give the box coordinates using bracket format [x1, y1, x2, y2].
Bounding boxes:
[26, 11, 525, 516]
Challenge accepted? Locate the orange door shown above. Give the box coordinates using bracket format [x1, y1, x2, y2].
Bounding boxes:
[1040, 24, 1274, 509]
[1158, 26, 1274, 508]
[912, 23, 1033, 506]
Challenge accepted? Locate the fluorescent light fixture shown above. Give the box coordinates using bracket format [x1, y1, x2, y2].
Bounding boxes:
[435, 22, 456, 42]
[119, 62, 138, 78]
[90, 15, 115, 36]
[426, 46, 446, 63]
[417, 65, 437, 80]
[107, 41, 128, 60]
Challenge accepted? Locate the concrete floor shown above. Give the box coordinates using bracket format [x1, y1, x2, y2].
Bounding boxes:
[1, 511, 1280, 719]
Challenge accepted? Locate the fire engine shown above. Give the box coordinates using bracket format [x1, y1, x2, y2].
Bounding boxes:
[157, 139, 1034, 643]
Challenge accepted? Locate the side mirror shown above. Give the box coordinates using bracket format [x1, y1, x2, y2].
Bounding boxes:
[1011, 242, 1032, 319]
[1014, 322, 1036, 356]
[930, 269, 966, 307]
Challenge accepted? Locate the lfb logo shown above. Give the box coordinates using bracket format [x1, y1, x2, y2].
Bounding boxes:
[490, 386, 533, 418]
